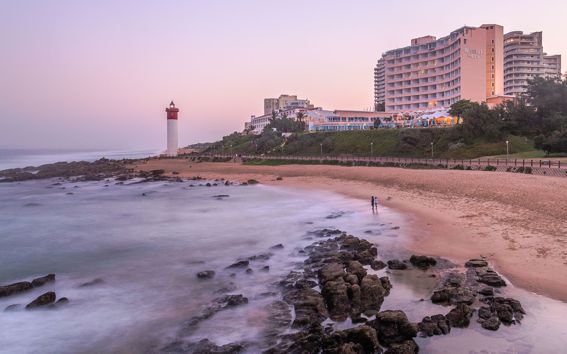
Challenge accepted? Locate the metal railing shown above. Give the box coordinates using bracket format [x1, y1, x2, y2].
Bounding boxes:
[201, 153, 567, 178]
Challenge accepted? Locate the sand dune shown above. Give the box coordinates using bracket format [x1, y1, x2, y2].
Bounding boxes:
[134, 159, 567, 302]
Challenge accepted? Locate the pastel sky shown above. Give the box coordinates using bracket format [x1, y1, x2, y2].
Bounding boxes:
[1, 0, 566, 150]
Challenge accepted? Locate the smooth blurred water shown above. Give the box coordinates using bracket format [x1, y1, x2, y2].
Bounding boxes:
[0, 148, 159, 170]
[0, 179, 566, 353]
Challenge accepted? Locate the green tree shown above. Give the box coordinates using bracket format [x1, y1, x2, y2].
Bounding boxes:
[457, 102, 504, 142]
[448, 100, 475, 117]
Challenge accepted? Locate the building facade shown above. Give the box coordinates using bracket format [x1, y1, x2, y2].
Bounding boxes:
[503, 31, 561, 96]
[374, 58, 385, 110]
[374, 24, 504, 113]
[263, 94, 313, 115]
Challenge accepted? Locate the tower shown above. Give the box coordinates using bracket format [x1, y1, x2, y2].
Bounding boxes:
[165, 101, 179, 157]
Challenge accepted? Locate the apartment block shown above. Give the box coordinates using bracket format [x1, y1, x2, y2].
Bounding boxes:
[374, 24, 505, 112]
[263, 94, 313, 115]
[504, 31, 562, 96]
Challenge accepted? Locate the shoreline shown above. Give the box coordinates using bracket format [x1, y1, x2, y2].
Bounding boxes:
[133, 159, 567, 303]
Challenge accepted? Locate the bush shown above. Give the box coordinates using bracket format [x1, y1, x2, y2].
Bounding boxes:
[484, 165, 497, 172]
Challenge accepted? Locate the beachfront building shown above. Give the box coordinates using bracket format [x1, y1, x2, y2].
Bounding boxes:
[307, 110, 389, 132]
[503, 31, 562, 96]
[263, 94, 314, 115]
[374, 24, 505, 113]
[374, 58, 385, 110]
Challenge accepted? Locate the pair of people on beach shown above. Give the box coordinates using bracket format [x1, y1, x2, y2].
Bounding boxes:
[371, 195, 379, 213]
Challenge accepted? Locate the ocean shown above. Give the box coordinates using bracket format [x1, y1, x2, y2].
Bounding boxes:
[1, 177, 567, 353]
[0, 148, 160, 171]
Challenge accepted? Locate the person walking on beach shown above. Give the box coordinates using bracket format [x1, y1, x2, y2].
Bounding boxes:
[371, 196, 375, 212]
[374, 196, 379, 214]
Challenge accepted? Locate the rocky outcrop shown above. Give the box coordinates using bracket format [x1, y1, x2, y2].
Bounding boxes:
[387, 260, 408, 270]
[409, 255, 437, 270]
[225, 260, 249, 269]
[196, 270, 215, 279]
[162, 338, 246, 354]
[26, 291, 56, 309]
[284, 288, 328, 328]
[360, 275, 388, 315]
[445, 303, 474, 328]
[179, 294, 249, 336]
[369, 310, 417, 346]
[418, 314, 451, 337]
[31, 274, 55, 287]
[0, 281, 33, 298]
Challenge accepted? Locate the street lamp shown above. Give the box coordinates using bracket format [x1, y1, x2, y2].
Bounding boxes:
[370, 142, 374, 157]
[430, 142, 434, 158]
[506, 140, 509, 160]
[320, 143, 323, 156]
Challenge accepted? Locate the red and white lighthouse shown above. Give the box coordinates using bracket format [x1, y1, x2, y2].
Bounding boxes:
[165, 101, 179, 157]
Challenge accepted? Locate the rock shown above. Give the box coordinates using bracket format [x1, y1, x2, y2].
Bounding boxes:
[344, 274, 359, 285]
[321, 278, 350, 321]
[284, 288, 328, 328]
[477, 270, 506, 287]
[247, 253, 273, 261]
[261, 266, 270, 272]
[380, 277, 392, 296]
[385, 339, 419, 354]
[369, 310, 417, 346]
[26, 291, 56, 309]
[418, 314, 451, 337]
[478, 287, 494, 296]
[371, 260, 387, 270]
[348, 284, 362, 312]
[197, 270, 216, 279]
[409, 255, 437, 270]
[0, 281, 33, 298]
[360, 275, 387, 314]
[446, 304, 474, 328]
[55, 297, 69, 306]
[387, 260, 407, 270]
[262, 301, 293, 343]
[480, 316, 501, 331]
[245, 268, 253, 274]
[162, 338, 246, 354]
[492, 301, 514, 324]
[465, 258, 488, 268]
[318, 263, 345, 284]
[431, 286, 475, 305]
[270, 244, 284, 250]
[346, 261, 367, 281]
[478, 306, 492, 320]
[79, 278, 104, 287]
[326, 325, 380, 354]
[226, 260, 250, 269]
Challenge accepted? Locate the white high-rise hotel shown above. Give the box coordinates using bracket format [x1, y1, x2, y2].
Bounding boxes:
[374, 25, 561, 112]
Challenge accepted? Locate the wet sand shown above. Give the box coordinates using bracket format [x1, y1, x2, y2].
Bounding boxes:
[133, 159, 567, 303]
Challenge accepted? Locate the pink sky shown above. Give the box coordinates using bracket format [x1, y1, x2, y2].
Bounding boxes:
[1, 0, 566, 150]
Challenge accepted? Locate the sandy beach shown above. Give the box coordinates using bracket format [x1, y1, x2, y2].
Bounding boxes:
[134, 158, 567, 303]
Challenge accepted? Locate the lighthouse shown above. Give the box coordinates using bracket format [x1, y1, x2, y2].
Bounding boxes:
[165, 101, 179, 157]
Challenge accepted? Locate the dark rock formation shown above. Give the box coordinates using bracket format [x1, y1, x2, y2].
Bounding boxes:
[0, 281, 33, 298]
[409, 255, 437, 270]
[369, 310, 417, 346]
[197, 270, 215, 279]
[360, 275, 388, 315]
[31, 274, 56, 287]
[79, 278, 104, 287]
[384, 340, 418, 354]
[226, 260, 250, 269]
[26, 291, 56, 309]
[387, 260, 408, 270]
[465, 258, 488, 268]
[162, 338, 246, 354]
[445, 304, 474, 328]
[418, 314, 451, 337]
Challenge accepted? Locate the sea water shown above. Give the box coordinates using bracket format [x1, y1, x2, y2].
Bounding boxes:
[0, 148, 159, 171]
[0, 179, 566, 353]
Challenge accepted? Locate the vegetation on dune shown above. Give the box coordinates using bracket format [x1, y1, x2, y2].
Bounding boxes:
[205, 77, 567, 159]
